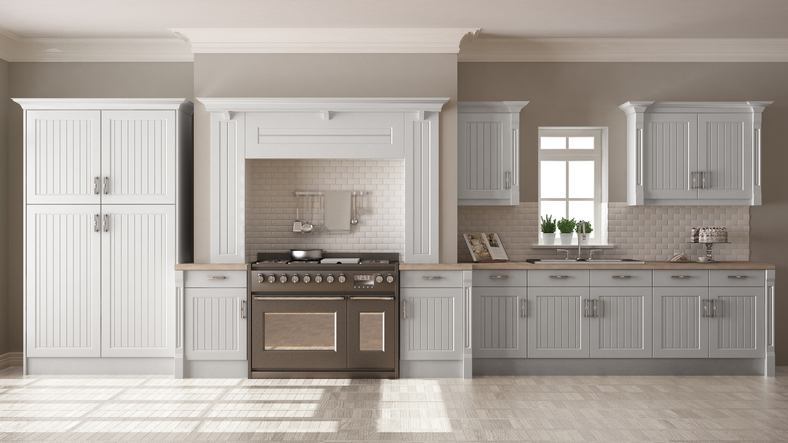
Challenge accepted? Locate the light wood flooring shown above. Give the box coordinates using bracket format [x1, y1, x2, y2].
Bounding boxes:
[0, 366, 787, 442]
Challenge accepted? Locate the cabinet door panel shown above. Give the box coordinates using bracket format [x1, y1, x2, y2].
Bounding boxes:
[458, 113, 511, 201]
[101, 205, 175, 357]
[653, 287, 709, 358]
[643, 113, 698, 200]
[698, 113, 752, 200]
[101, 111, 176, 204]
[709, 287, 764, 358]
[527, 287, 589, 358]
[185, 288, 247, 360]
[26, 206, 102, 357]
[26, 110, 102, 204]
[590, 287, 652, 358]
[473, 287, 527, 358]
[400, 288, 462, 360]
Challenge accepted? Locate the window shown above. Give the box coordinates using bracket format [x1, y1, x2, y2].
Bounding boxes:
[538, 128, 607, 244]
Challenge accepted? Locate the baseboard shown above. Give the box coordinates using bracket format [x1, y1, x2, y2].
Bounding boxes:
[0, 352, 24, 370]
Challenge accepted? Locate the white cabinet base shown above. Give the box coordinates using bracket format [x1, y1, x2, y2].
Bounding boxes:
[26, 357, 173, 375]
[400, 360, 464, 378]
[472, 358, 765, 376]
[186, 360, 248, 378]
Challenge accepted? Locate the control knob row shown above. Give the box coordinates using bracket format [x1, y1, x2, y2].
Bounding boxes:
[257, 273, 349, 284]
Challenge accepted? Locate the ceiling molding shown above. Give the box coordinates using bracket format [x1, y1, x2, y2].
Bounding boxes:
[198, 97, 451, 114]
[172, 28, 480, 54]
[459, 38, 788, 62]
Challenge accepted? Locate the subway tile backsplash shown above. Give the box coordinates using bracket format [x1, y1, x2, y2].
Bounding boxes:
[458, 202, 749, 262]
[246, 159, 405, 262]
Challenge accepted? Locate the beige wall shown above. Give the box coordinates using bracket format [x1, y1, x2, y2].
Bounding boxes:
[459, 62, 788, 364]
[193, 54, 459, 264]
[0, 58, 8, 356]
[6, 62, 194, 353]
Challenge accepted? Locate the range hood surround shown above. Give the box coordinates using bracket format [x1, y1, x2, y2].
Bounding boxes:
[199, 97, 449, 264]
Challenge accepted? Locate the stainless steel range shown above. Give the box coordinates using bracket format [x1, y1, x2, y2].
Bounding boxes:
[249, 252, 399, 379]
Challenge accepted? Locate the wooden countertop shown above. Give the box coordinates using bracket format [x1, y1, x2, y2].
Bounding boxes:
[401, 261, 774, 270]
[174, 263, 249, 271]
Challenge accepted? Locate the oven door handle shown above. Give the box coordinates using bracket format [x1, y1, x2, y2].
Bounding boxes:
[350, 296, 394, 301]
[253, 296, 346, 301]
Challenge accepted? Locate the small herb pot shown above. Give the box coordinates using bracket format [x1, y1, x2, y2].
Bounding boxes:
[542, 233, 556, 245]
[559, 233, 574, 245]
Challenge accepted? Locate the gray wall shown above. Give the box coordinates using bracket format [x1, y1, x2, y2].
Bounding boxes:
[192, 54, 459, 264]
[6, 62, 194, 353]
[0, 58, 8, 356]
[459, 62, 788, 365]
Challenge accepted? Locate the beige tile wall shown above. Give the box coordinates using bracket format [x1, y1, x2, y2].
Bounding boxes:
[458, 202, 749, 262]
[246, 159, 405, 262]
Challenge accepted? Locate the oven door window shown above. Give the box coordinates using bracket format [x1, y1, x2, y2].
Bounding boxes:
[264, 312, 336, 351]
[358, 312, 385, 351]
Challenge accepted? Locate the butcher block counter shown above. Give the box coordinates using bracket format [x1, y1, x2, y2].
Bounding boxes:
[401, 261, 774, 270]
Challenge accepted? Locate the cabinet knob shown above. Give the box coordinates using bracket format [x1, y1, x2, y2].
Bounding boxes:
[207, 276, 226, 280]
[550, 275, 569, 279]
[489, 275, 509, 279]
[612, 275, 631, 279]
[671, 275, 691, 279]
[728, 275, 748, 279]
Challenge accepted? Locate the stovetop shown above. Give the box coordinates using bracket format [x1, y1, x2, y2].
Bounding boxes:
[251, 252, 398, 269]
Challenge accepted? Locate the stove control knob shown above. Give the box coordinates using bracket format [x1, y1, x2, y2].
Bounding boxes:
[291, 274, 299, 284]
[280, 274, 288, 284]
[303, 274, 311, 284]
[257, 273, 264, 284]
[268, 275, 276, 284]
[338, 274, 346, 284]
[327, 274, 335, 284]
[375, 274, 384, 284]
[386, 274, 395, 284]
[315, 274, 323, 284]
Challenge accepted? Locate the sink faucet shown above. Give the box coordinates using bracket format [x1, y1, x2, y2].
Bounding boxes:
[577, 220, 587, 260]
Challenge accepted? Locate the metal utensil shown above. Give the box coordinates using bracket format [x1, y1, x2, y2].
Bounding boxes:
[293, 194, 303, 232]
[357, 192, 365, 216]
[290, 249, 323, 261]
[301, 194, 314, 234]
[351, 192, 359, 225]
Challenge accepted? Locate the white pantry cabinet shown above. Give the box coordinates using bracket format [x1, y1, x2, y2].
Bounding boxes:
[16, 99, 193, 374]
[619, 101, 771, 206]
[457, 101, 528, 206]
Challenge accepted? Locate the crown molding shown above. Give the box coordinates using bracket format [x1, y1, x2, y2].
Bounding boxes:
[13, 98, 194, 114]
[198, 97, 450, 114]
[172, 28, 480, 54]
[459, 38, 788, 62]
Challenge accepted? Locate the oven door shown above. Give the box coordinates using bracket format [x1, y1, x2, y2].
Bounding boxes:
[252, 295, 347, 370]
[347, 296, 397, 370]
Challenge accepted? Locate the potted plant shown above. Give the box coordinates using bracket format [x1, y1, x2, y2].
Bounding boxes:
[540, 215, 556, 245]
[575, 221, 593, 244]
[557, 217, 576, 245]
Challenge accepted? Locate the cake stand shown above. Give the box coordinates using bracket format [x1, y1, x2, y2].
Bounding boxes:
[687, 241, 728, 263]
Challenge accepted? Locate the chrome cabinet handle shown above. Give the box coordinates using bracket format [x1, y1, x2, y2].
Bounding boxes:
[672, 275, 691, 279]
[403, 300, 407, 319]
[254, 296, 344, 301]
[350, 296, 394, 301]
[206, 276, 226, 280]
[728, 275, 748, 279]
[612, 275, 632, 279]
[584, 299, 589, 318]
[593, 299, 598, 318]
[550, 275, 569, 279]
[94, 177, 100, 195]
[422, 276, 442, 280]
[521, 299, 526, 318]
[241, 300, 246, 319]
[103, 177, 109, 194]
[489, 275, 509, 279]
[103, 214, 108, 232]
[505, 171, 511, 189]
[703, 299, 708, 318]
[702, 172, 707, 189]
[94, 214, 99, 232]
[712, 299, 717, 318]
[692, 172, 697, 189]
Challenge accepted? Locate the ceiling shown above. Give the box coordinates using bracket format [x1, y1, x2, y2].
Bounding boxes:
[2, 0, 788, 40]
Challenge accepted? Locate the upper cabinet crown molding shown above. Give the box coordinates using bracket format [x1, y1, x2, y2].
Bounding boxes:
[14, 98, 194, 114]
[198, 97, 450, 115]
[620, 101, 772, 206]
[173, 28, 480, 54]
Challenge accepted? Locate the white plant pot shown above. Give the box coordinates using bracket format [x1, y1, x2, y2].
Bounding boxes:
[578, 235, 589, 245]
[559, 233, 574, 245]
[541, 233, 555, 245]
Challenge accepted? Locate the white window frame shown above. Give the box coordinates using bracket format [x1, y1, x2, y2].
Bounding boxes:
[538, 127, 608, 245]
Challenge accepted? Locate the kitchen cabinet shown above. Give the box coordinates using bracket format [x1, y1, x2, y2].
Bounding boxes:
[457, 101, 528, 206]
[653, 286, 710, 358]
[709, 286, 764, 359]
[589, 287, 652, 358]
[16, 99, 193, 373]
[527, 286, 590, 358]
[471, 270, 527, 358]
[619, 101, 771, 206]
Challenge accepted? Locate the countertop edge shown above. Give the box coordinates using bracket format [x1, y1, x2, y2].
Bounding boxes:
[401, 261, 775, 271]
[175, 263, 249, 271]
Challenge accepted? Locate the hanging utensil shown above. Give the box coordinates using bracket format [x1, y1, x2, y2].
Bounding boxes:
[350, 191, 359, 225]
[293, 194, 303, 233]
[301, 194, 314, 234]
[357, 192, 365, 216]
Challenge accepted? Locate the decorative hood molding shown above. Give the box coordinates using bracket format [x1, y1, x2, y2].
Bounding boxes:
[198, 97, 450, 119]
[172, 28, 480, 54]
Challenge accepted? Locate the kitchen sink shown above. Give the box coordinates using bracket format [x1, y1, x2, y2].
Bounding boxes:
[527, 259, 646, 265]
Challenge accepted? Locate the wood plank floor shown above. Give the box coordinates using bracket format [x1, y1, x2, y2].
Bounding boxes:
[0, 366, 787, 442]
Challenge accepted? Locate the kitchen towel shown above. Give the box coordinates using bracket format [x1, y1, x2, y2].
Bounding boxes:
[324, 191, 352, 233]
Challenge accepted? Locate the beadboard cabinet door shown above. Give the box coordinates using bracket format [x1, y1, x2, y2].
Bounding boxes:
[589, 287, 652, 358]
[527, 287, 590, 358]
[101, 205, 176, 358]
[642, 113, 698, 201]
[25, 110, 102, 205]
[400, 288, 463, 361]
[472, 287, 527, 358]
[101, 111, 177, 205]
[697, 113, 753, 201]
[653, 287, 709, 358]
[709, 287, 764, 358]
[185, 288, 247, 360]
[26, 205, 103, 357]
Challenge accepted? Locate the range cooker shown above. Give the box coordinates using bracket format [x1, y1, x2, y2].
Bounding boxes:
[249, 252, 399, 379]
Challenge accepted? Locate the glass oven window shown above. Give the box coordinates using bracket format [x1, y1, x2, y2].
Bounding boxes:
[358, 312, 385, 351]
[264, 313, 336, 351]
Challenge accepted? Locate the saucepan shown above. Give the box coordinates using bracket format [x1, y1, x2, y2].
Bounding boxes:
[290, 249, 324, 261]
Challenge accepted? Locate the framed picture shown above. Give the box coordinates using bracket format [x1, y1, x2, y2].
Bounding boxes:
[463, 232, 509, 262]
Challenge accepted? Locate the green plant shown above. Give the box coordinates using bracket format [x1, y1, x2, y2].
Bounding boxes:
[540, 215, 556, 234]
[557, 217, 577, 234]
[575, 220, 593, 234]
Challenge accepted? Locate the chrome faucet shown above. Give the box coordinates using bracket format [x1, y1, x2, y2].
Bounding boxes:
[577, 220, 587, 260]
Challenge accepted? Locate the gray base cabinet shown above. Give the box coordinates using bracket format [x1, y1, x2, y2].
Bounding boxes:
[472, 287, 527, 358]
[590, 287, 652, 358]
[709, 287, 764, 358]
[400, 287, 463, 361]
[527, 287, 590, 358]
[652, 287, 709, 358]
